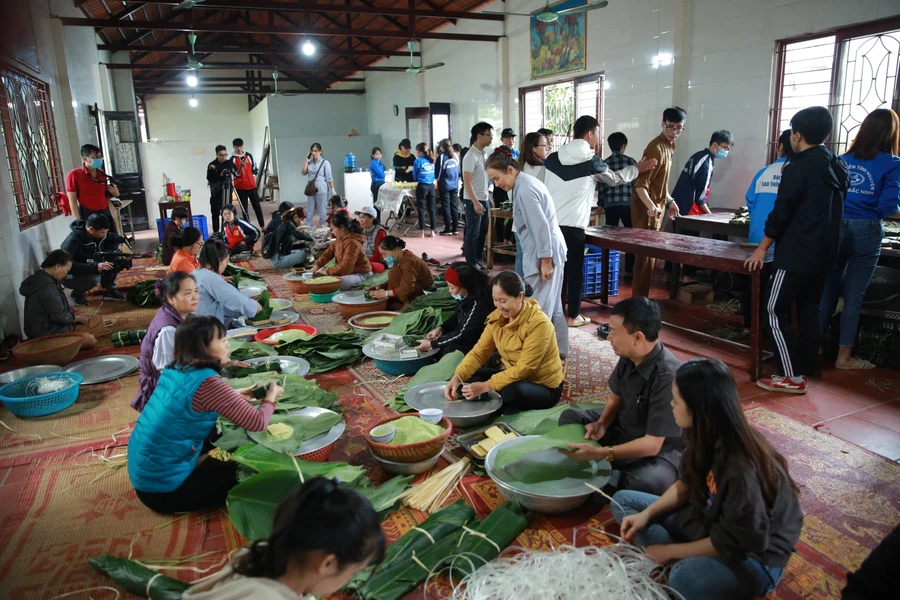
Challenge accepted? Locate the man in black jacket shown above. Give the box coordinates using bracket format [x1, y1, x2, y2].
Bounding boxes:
[60, 213, 128, 305]
[745, 106, 849, 394]
[207, 144, 235, 233]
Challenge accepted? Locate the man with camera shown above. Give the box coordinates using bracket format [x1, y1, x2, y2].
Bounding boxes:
[60, 213, 129, 305]
[207, 144, 235, 234]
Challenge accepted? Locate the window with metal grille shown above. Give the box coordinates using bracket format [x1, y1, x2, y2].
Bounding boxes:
[520, 73, 605, 155]
[771, 17, 900, 158]
[0, 66, 64, 230]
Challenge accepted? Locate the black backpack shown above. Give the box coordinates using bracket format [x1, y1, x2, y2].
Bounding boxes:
[261, 229, 278, 259]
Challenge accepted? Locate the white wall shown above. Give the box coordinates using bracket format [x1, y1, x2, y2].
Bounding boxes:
[0, 0, 113, 336]
[364, 0, 900, 209]
[248, 96, 271, 175]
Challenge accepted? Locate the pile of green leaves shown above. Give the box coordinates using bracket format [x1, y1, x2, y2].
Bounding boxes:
[386, 350, 464, 412]
[368, 308, 443, 344]
[278, 330, 365, 373]
[224, 372, 339, 412]
[228, 340, 278, 361]
[247, 412, 342, 453]
[493, 424, 597, 468]
[490, 401, 605, 436]
[227, 457, 412, 540]
[248, 289, 272, 323]
[403, 287, 457, 320]
[226, 361, 281, 377]
[354, 269, 389, 290]
[89, 553, 189, 600]
[224, 263, 265, 288]
[125, 279, 161, 308]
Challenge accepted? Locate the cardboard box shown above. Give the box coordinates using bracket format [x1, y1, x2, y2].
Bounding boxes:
[678, 283, 714, 305]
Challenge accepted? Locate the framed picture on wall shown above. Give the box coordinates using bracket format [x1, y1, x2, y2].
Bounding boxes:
[530, 0, 587, 80]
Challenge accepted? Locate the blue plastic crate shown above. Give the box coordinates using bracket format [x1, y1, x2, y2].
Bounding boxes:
[156, 215, 209, 243]
[582, 246, 620, 297]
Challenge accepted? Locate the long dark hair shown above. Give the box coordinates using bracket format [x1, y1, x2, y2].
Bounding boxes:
[171, 226, 202, 250]
[416, 142, 435, 163]
[198, 239, 230, 272]
[233, 477, 385, 578]
[439, 138, 456, 159]
[676, 359, 799, 519]
[273, 201, 294, 218]
[331, 211, 361, 234]
[849, 108, 900, 160]
[378, 235, 406, 251]
[490, 271, 533, 298]
[520, 132, 546, 168]
[447, 261, 490, 303]
[158, 272, 195, 308]
[170, 315, 226, 371]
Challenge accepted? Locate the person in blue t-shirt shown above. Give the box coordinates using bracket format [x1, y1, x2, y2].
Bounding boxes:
[413, 142, 437, 237]
[819, 108, 900, 370]
[369, 147, 386, 202]
[434, 138, 461, 235]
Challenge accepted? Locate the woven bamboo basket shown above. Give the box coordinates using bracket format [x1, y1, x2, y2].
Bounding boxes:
[303, 276, 343, 294]
[78, 315, 106, 337]
[12, 333, 85, 366]
[366, 413, 452, 463]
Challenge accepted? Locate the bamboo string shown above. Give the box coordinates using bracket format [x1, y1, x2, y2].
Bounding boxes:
[412, 527, 436, 544]
[457, 525, 500, 553]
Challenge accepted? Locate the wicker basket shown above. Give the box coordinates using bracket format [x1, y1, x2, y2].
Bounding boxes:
[303, 276, 343, 294]
[336, 298, 389, 319]
[78, 315, 106, 337]
[297, 442, 335, 462]
[366, 414, 453, 463]
[12, 333, 85, 367]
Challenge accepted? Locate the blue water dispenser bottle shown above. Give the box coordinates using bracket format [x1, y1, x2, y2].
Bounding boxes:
[344, 152, 356, 173]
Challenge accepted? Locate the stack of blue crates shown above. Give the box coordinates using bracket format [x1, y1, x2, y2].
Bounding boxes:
[155, 215, 209, 243]
[582, 244, 620, 297]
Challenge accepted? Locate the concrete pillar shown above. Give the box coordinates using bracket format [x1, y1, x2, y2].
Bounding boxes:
[110, 51, 137, 113]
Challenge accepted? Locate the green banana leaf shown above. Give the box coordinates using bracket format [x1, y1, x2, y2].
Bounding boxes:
[362, 502, 528, 600]
[232, 444, 365, 484]
[490, 401, 605, 436]
[88, 553, 190, 600]
[224, 263, 265, 282]
[125, 279, 162, 308]
[228, 340, 278, 361]
[354, 269, 390, 290]
[356, 474, 414, 513]
[386, 350, 464, 412]
[224, 373, 339, 412]
[278, 330, 365, 373]
[368, 308, 443, 344]
[246, 412, 343, 453]
[249, 289, 272, 323]
[213, 424, 253, 451]
[493, 424, 598, 471]
[403, 288, 458, 321]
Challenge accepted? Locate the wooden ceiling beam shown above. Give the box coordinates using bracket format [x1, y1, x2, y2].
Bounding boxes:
[97, 43, 418, 57]
[137, 88, 364, 95]
[55, 17, 502, 42]
[108, 63, 409, 72]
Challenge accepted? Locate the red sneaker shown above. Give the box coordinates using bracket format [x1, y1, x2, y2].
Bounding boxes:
[756, 375, 807, 394]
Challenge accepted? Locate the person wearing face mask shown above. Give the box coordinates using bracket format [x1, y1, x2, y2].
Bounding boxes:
[183, 477, 385, 600]
[672, 130, 735, 217]
[416, 263, 492, 357]
[66, 144, 120, 230]
[192, 239, 262, 328]
[366, 236, 433, 304]
[445, 272, 564, 411]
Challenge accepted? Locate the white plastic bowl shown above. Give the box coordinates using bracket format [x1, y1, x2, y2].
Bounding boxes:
[370, 424, 396, 443]
[419, 408, 443, 424]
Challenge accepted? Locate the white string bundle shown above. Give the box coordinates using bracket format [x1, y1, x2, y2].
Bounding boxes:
[447, 543, 684, 600]
[26, 375, 74, 396]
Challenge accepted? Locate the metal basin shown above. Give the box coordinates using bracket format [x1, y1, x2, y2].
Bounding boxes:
[404, 381, 502, 428]
[369, 447, 443, 475]
[485, 435, 612, 514]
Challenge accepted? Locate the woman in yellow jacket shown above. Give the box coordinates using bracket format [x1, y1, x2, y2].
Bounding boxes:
[445, 271, 565, 411]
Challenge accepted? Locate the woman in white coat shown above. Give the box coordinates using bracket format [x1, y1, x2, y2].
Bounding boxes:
[486, 147, 569, 357]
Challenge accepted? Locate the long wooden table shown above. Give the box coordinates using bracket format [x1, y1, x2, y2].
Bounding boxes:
[584, 225, 772, 380]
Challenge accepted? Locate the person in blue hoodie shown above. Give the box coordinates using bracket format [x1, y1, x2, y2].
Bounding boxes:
[434, 139, 461, 235]
[413, 142, 437, 237]
[819, 108, 900, 370]
[369, 147, 386, 202]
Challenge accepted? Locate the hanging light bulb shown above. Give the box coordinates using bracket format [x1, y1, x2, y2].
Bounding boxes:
[186, 73, 198, 87]
[301, 40, 315, 56]
[189, 96, 199, 108]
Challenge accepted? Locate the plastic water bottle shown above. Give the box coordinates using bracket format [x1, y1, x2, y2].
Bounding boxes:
[344, 152, 356, 173]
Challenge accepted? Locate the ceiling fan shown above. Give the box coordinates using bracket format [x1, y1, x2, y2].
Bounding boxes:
[175, 0, 206, 10]
[403, 41, 444, 74]
[186, 33, 205, 69]
[487, 0, 608, 23]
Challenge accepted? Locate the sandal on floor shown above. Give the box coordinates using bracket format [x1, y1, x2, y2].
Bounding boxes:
[568, 314, 591, 328]
[835, 357, 876, 370]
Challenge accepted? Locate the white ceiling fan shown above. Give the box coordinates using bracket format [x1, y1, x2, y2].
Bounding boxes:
[403, 40, 444, 74]
[175, 0, 207, 10]
[186, 33, 205, 69]
[487, 0, 609, 23]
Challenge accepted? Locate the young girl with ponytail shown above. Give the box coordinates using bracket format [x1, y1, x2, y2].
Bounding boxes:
[414, 142, 438, 237]
[183, 477, 385, 599]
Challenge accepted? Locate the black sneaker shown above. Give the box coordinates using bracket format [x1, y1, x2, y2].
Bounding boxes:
[103, 288, 126, 301]
[439, 229, 453, 236]
[72, 292, 89, 306]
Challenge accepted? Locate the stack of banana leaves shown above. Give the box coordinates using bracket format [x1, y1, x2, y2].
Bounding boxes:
[223, 444, 413, 539]
[277, 330, 366, 373]
[125, 279, 161, 308]
[357, 501, 529, 600]
[386, 350, 464, 412]
[404, 287, 458, 321]
[367, 307, 444, 346]
[224, 263, 265, 288]
[228, 340, 278, 361]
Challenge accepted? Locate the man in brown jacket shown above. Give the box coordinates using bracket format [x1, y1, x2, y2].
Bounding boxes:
[631, 107, 686, 297]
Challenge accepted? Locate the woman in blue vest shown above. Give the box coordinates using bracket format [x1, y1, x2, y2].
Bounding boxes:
[413, 142, 437, 237]
[819, 108, 900, 370]
[128, 315, 283, 513]
[434, 139, 461, 235]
